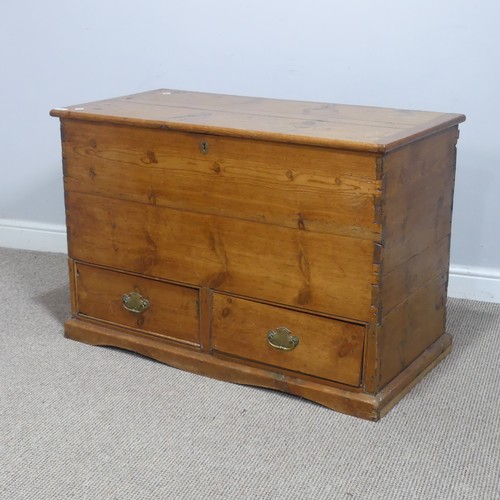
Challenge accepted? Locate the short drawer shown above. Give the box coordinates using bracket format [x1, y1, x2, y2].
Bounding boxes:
[212, 294, 365, 386]
[75, 263, 200, 345]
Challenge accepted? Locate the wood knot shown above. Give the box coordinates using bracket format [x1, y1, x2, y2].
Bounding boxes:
[338, 342, 353, 358]
[221, 307, 230, 317]
[148, 191, 157, 205]
[296, 286, 311, 305]
[285, 169, 295, 181]
[209, 272, 227, 289]
[212, 162, 221, 174]
[143, 151, 158, 164]
[297, 213, 306, 230]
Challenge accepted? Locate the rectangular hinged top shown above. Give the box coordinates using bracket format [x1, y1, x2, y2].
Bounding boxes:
[50, 89, 465, 153]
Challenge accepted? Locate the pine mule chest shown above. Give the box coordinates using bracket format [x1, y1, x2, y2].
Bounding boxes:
[51, 90, 465, 420]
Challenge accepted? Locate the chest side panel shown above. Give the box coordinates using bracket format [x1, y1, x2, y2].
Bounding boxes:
[377, 127, 459, 387]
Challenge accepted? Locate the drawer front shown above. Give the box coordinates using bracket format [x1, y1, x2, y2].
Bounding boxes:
[62, 120, 381, 241]
[75, 263, 200, 345]
[212, 294, 365, 386]
[66, 192, 375, 321]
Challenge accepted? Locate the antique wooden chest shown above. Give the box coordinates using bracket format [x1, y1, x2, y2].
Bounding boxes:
[51, 90, 465, 420]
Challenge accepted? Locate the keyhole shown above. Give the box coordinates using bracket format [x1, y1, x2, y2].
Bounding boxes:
[199, 140, 209, 155]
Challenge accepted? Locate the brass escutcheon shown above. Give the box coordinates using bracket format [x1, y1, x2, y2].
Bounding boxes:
[122, 291, 150, 314]
[267, 327, 299, 351]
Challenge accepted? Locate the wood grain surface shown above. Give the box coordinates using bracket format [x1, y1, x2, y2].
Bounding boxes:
[379, 273, 448, 387]
[75, 262, 200, 345]
[382, 127, 458, 273]
[62, 120, 382, 241]
[373, 127, 459, 387]
[212, 293, 365, 386]
[66, 191, 376, 320]
[51, 89, 465, 152]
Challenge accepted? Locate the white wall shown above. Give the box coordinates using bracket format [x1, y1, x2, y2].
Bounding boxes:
[1, 0, 499, 301]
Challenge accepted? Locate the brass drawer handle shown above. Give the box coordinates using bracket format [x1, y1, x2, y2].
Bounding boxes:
[267, 327, 299, 351]
[122, 291, 150, 314]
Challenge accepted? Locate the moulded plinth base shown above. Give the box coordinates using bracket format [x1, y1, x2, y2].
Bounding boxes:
[64, 318, 452, 421]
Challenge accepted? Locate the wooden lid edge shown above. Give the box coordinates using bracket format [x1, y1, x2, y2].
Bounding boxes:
[49, 109, 388, 153]
[49, 108, 466, 154]
[382, 113, 466, 152]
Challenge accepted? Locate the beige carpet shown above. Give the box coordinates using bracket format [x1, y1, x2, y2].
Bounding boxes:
[1, 247, 499, 499]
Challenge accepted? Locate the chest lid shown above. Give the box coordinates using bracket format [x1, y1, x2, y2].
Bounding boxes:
[50, 89, 465, 153]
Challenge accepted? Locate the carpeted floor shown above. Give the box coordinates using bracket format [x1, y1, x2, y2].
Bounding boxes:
[1, 247, 499, 500]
